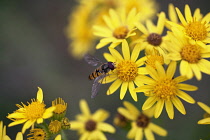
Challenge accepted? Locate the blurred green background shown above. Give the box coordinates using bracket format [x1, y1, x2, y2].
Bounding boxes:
[0, 0, 210, 139]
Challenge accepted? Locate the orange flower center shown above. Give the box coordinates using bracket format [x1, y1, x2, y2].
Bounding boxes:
[116, 60, 138, 82]
[180, 44, 201, 63]
[154, 78, 178, 100]
[113, 26, 129, 39]
[185, 20, 208, 41]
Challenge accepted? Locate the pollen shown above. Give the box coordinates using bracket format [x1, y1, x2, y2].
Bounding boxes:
[49, 120, 62, 134]
[154, 78, 178, 100]
[180, 44, 201, 63]
[185, 20, 208, 41]
[136, 113, 150, 128]
[147, 33, 162, 46]
[24, 100, 46, 120]
[146, 52, 164, 69]
[85, 120, 97, 131]
[116, 60, 138, 82]
[27, 128, 48, 140]
[113, 26, 129, 39]
[52, 98, 67, 114]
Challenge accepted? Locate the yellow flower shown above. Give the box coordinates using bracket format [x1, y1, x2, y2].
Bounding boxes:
[66, 4, 97, 59]
[27, 128, 49, 140]
[166, 28, 210, 80]
[134, 12, 169, 63]
[135, 61, 197, 119]
[0, 121, 23, 140]
[7, 87, 56, 133]
[118, 101, 167, 140]
[70, 99, 115, 140]
[118, 0, 157, 22]
[52, 97, 67, 120]
[167, 4, 210, 47]
[103, 40, 147, 101]
[197, 102, 210, 124]
[93, 8, 140, 49]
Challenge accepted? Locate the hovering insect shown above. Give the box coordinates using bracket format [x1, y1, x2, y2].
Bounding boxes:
[84, 54, 116, 98]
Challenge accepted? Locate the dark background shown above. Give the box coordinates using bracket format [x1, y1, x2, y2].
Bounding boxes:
[0, 0, 210, 139]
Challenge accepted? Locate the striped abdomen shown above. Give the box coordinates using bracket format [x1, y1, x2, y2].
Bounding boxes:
[89, 68, 104, 80]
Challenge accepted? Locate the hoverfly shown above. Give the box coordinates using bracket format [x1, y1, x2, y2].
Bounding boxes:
[84, 54, 116, 98]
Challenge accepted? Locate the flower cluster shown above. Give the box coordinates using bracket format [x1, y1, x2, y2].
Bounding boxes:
[2, 0, 210, 140]
[65, 0, 210, 139]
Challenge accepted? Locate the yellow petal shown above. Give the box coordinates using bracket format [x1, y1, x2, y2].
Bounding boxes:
[135, 128, 143, 140]
[166, 61, 176, 79]
[80, 132, 90, 140]
[157, 12, 166, 34]
[129, 81, 137, 101]
[177, 84, 198, 91]
[108, 47, 123, 61]
[154, 100, 164, 118]
[180, 60, 193, 79]
[145, 128, 155, 140]
[175, 7, 187, 26]
[168, 3, 178, 23]
[80, 99, 90, 117]
[92, 109, 109, 122]
[8, 119, 28, 127]
[142, 96, 157, 110]
[165, 100, 174, 119]
[149, 123, 167, 136]
[37, 87, 43, 102]
[155, 61, 166, 77]
[15, 132, 23, 140]
[97, 122, 115, 133]
[135, 75, 155, 85]
[70, 121, 84, 130]
[198, 118, 210, 124]
[123, 101, 140, 118]
[197, 102, 210, 114]
[184, 4, 192, 22]
[146, 65, 159, 80]
[118, 107, 136, 120]
[131, 44, 141, 62]
[107, 79, 122, 95]
[22, 120, 36, 133]
[177, 90, 195, 104]
[120, 82, 128, 100]
[103, 53, 116, 62]
[122, 40, 130, 60]
[127, 123, 137, 139]
[135, 85, 154, 92]
[173, 76, 188, 83]
[3, 136, 11, 140]
[190, 63, 202, 80]
[54, 134, 61, 140]
[135, 22, 149, 35]
[96, 42, 110, 49]
[172, 97, 186, 115]
[36, 118, 43, 124]
[95, 131, 107, 140]
[101, 74, 118, 84]
[42, 106, 56, 119]
[7, 113, 26, 119]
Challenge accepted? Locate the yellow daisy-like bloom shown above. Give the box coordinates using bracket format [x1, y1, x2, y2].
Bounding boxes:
[197, 102, 210, 124]
[66, 4, 97, 59]
[49, 120, 62, 134]
[0, 121, 23, 140]
[93, 8, 140, 49]
[118, 101, 167, 140]
[167, 4, 210, 47]
[118, 0, 157, 22]
[27, 128, 49, 140]
[52, 97, 67, 120]
[7, 87, 56, 133]
[135, 61, 198, 119]
[166, 28, 210, 80]
[70, 99, 115, 140]
[134, 12, 169, 63]
[103, 40, 147, 101]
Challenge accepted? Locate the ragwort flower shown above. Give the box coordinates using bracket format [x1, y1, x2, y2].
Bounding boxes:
[166, 28, 210, 80]
[103, 40, 147, 101]
[93, 8, 140, 49]
[135, 61, 197, 119]
[167, 4, 210, 47]
[70, 99, 115, 140]
[197, 102, 210, 124]
[0, 121, 23, 140]
[118, 101, 167, 140]
[7, 87, 56, 133]
[134, 12, 169, 63]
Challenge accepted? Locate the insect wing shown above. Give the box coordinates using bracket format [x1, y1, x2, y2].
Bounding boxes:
[84, 54, 102, 66]
[91, 74, 106, 98]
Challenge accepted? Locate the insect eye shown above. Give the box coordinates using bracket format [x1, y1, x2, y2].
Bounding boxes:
[108, 62, 115, 70]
